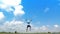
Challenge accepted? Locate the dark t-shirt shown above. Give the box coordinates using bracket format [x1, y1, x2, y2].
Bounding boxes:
[27, 22, 30, 24]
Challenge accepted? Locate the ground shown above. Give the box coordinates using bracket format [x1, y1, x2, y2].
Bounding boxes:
[0, 32, 60, 34]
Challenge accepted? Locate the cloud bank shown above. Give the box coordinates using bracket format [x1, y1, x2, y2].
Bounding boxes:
[0, 21, 60, 32]
[0, 0, 25, 16]
[0, 0, 26, 32]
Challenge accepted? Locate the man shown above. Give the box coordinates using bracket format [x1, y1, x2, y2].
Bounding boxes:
[26, 19, 32, 32]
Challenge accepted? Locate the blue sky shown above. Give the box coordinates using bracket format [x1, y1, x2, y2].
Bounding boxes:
[0, 0, 60, 32]
[21, 0, 60, 26]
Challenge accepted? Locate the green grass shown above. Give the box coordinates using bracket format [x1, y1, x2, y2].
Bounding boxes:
[0, 32, 60, 34]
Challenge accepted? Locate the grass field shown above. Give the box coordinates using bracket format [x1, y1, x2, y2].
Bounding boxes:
[0, 32, 60, 34]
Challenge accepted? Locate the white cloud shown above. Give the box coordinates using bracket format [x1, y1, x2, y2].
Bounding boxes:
[53, 25, 60, 32]
[0, 21, 60, 32]
[40, 26, 48, 31]
[0, 0, 25, 32]
[0, 20, 40, 32]
[54, 25, 59, 28]
[2, 0, 21, 6]
[44, 8, 50, 13]
[0, 0, 25, 16]
[0, 12, 5, 20]
[14, 5, 25, 16]
[0, 4, 7, 9]
[0, 20, 27, 32]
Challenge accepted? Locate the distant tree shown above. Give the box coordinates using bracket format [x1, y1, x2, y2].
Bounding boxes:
[48, 32, 51, 34]
[9, 32, 11, 33]
[15, 31, 17, 34]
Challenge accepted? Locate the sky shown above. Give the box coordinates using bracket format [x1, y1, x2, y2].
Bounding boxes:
[0, 0, 60, 32]
[22, 0, 60, 26]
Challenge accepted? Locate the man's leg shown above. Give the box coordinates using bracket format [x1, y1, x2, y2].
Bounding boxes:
[26, 25, 28, 32]
[29, 26, 31, 31]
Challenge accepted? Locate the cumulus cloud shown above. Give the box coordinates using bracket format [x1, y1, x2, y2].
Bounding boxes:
[14, 5, 25, 16]
[0, 12, 5, 20]
[0, 0, 25, 16]
[0, 0, 26, 32]
[0, 20, 26, 32]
